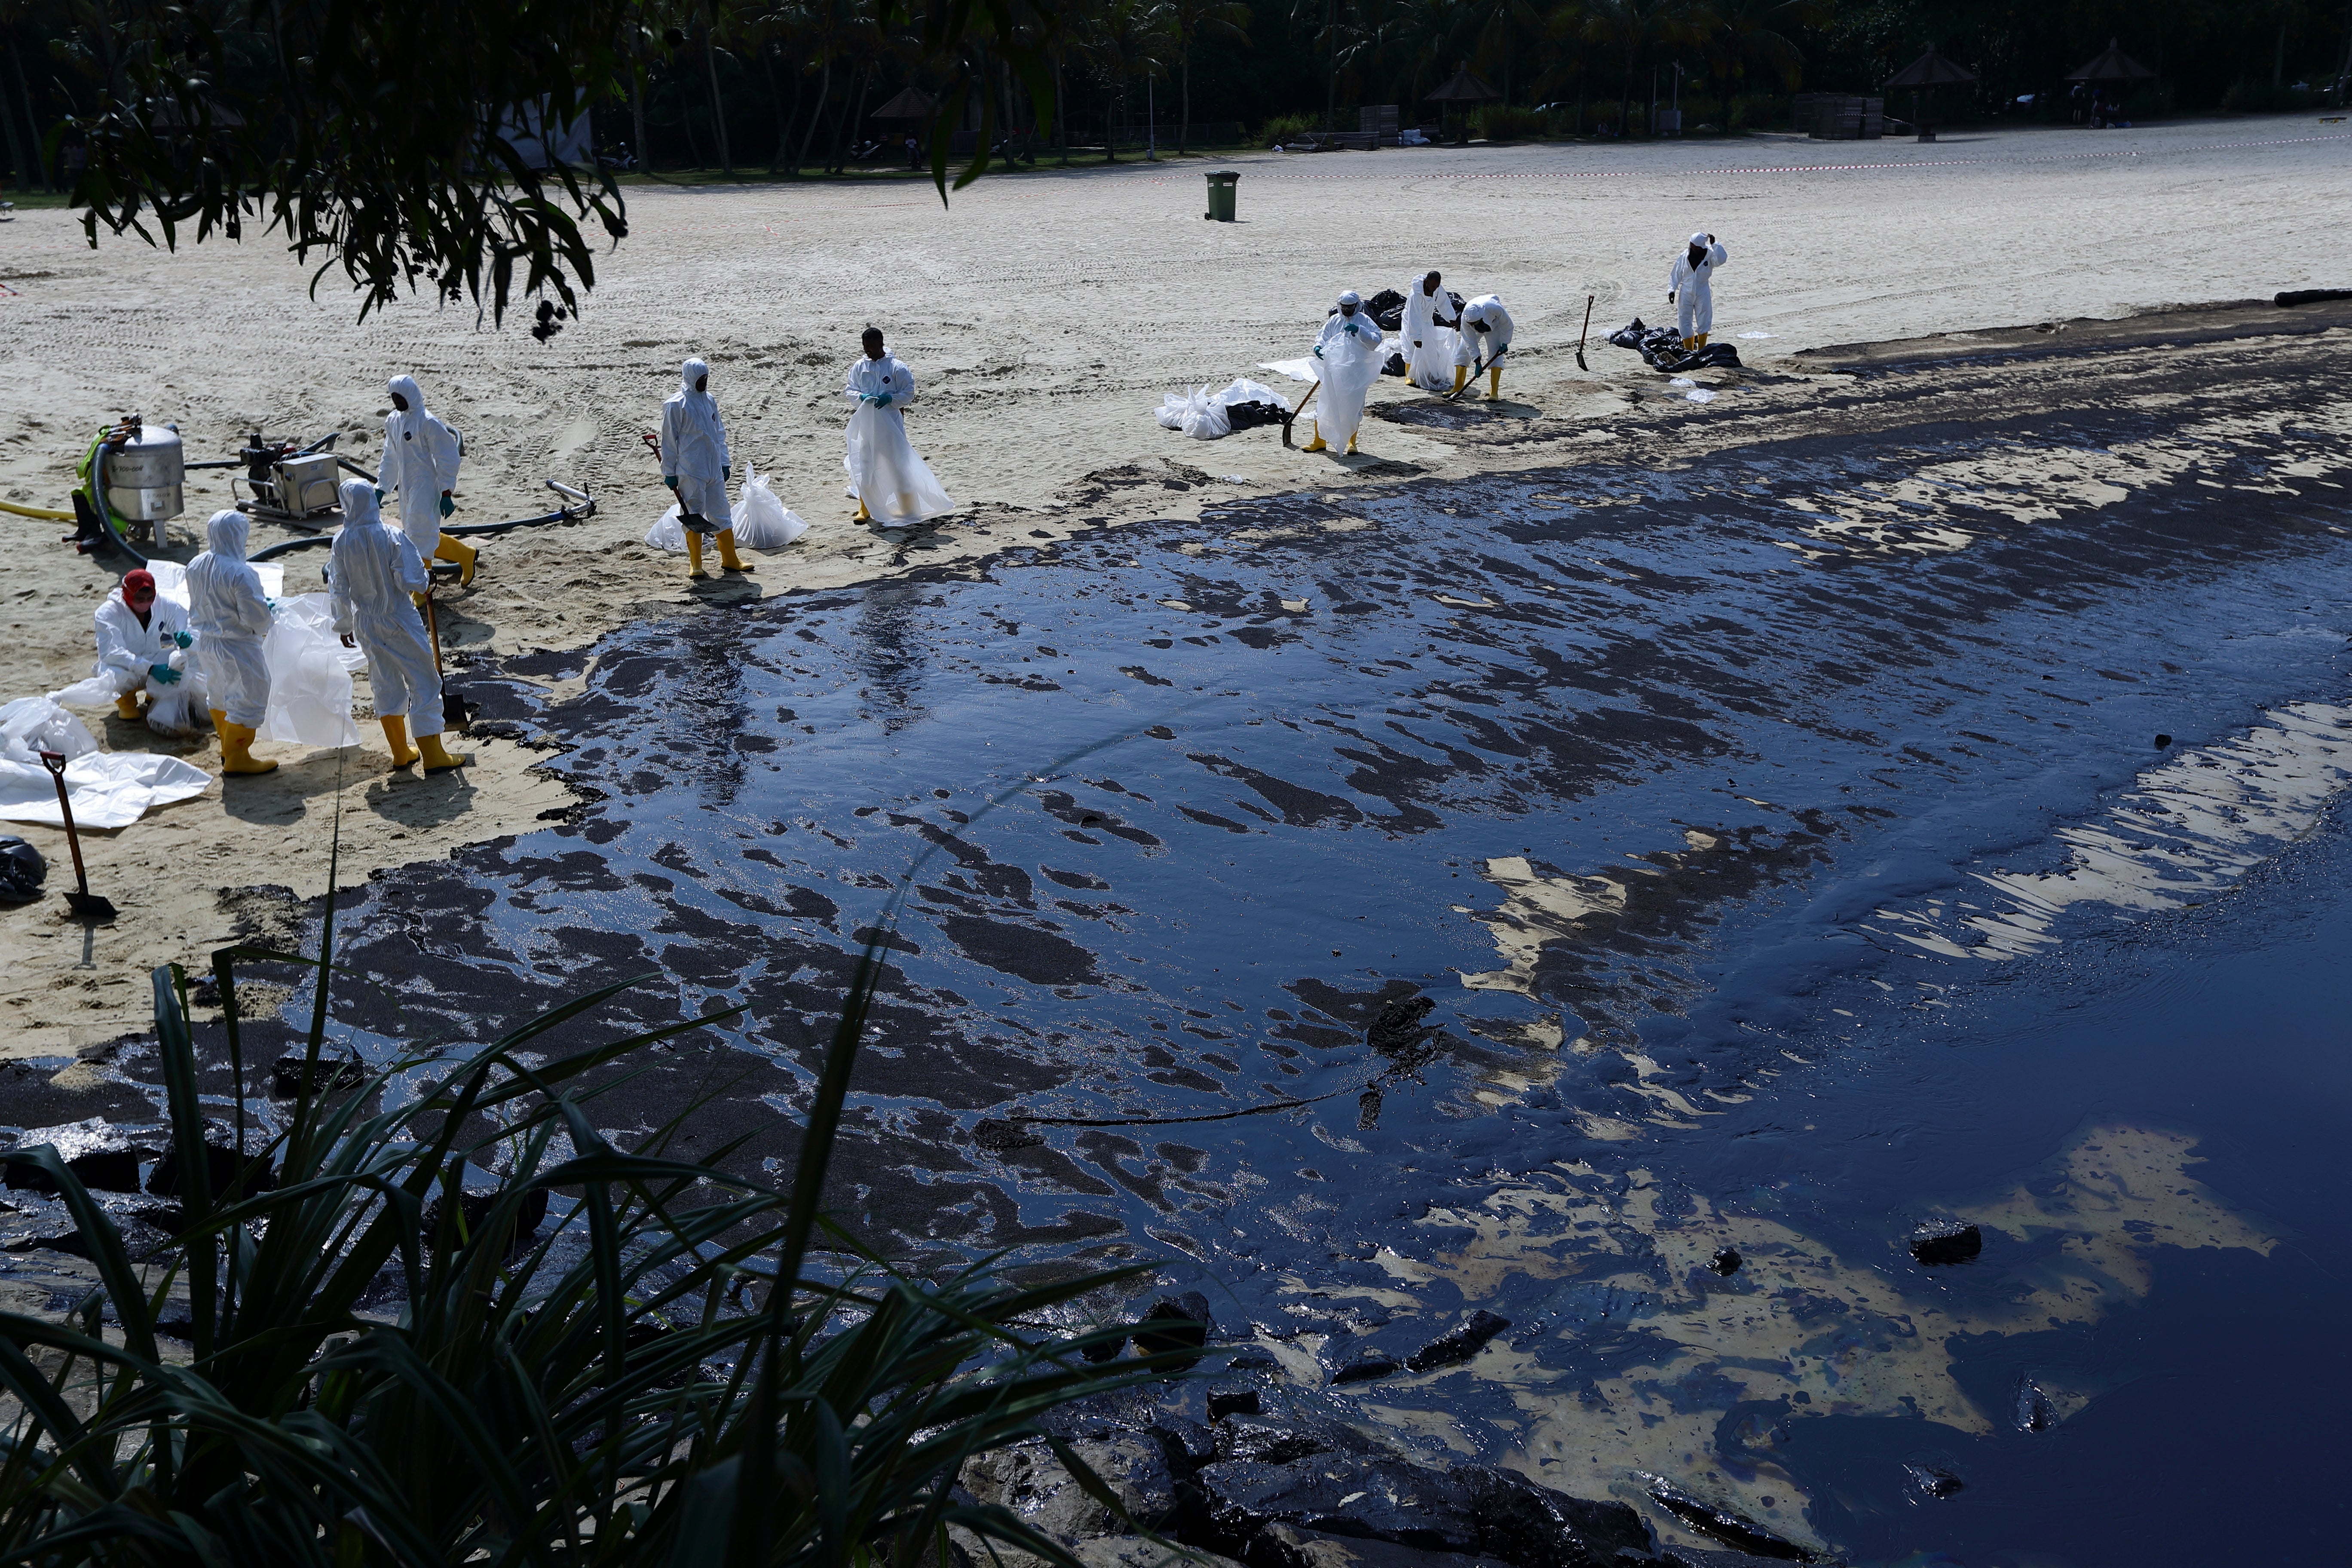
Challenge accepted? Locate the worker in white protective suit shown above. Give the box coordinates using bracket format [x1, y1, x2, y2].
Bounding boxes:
[1458, 296, 1516, 401]
[90, 568, 193, 722]
[185, 509, 277, 775]
[660, 357, 750, 579]
[378, 374, 475, 589]
[1667, 232, 1727, 351]
[843, 326, 956, 526]
[1402, 271, 1461, 395]
[1303, 291, 1383, 455]
[331, 480, 468, 772]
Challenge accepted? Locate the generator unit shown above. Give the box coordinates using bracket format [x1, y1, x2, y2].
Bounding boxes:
[85, 418, 187, 547]
[234, 431, 347, 527]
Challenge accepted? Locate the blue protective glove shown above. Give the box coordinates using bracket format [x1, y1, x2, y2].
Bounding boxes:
[723, 466, 731, 480]
[1313, 345, 1325, 360]
[147, 663, 181, 686]
[664, 475, 679, 490]
[438, 492, 455, 518]
[1344, 321, 1360, 337]
[374, 487, 385, 503]
[173, 631, 193, 649]
[872, 392, 893, 408]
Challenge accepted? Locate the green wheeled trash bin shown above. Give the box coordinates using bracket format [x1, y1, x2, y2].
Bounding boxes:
[1204, 170, 1239, 222]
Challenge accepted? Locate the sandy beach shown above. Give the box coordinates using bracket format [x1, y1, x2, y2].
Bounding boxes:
[2, 112, 2349, 1059]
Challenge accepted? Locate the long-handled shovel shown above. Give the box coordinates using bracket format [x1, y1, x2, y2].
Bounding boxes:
[1575, 294, 1595, 371]
[1443, 350, 1498, 402]
[422, 585, 472, 733]
[36, 751, 115, 923]
[1280, 380, 1321, 449]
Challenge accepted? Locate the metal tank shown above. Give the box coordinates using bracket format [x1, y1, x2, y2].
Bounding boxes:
[99, 423, 185, 525]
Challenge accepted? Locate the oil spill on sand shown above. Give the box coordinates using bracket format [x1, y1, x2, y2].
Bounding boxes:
[41, 395, 2352, 1563]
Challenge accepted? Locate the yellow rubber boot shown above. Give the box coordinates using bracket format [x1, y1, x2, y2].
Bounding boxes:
[1302, 420, 1328, 453]
[1487, 366, 1503, 400]
[1450, 366, 1467, 395]
[220, 722, 277, 775]
[379, 715, 419, 767]
[209, 707, 229, 746]
[716, 528, 752, 572]
[854, 495, 872, 521]
[1694, 333, 1709, 349]
[1345, 432, 1359, 454]
[686, 532, 706, 579]
[418, 731, 470, 772]
[411, 591, 429, 611]
[115, 692, 143, 721]
[434, 534, 478, 587]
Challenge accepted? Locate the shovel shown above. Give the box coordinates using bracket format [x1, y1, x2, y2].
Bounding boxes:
[1280, 380, 1321, 448]
[1443, 350, 1498, 402]
[36, 751, 115, 923]
[422, 586, 472, 733]
[1575, 294, 1595, 371]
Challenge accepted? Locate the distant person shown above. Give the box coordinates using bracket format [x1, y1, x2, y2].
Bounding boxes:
[906, 134, 919, 169]
[379, 374, 473, 590]
[331, 481, 468, 772]
[1668, 231, 1728, 352]
[89, 568, 191, 723]
[842, 326, 955, 524]
[186, 511, 276, 775]
[1303, 291, 1382, 454]
[1458, 295, 1515, 400]
[661, 358, 750, 579]
[1402, 270, 1461, 393]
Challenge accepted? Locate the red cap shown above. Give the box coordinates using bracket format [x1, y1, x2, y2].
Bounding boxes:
[121, 570, 156, 602]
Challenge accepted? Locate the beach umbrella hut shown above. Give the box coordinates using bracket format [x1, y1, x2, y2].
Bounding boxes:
[1883, 44, 1977, 142]
[2065, 38, 2155, 126]
[869, 86, 938, 165]
[1423, 65, 1500, 145]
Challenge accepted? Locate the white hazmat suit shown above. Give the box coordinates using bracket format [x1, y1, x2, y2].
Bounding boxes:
[186, 509, 278, 772]
[1402, 276, 1461, 394]
[660, 358, 732, 533]
[843, 349, 956, 524]
[91, 584, 192, 708]
[1305, 294, 1383, 453]
[380, 374, 464, 563]
[330, 484, 438, 722]
[1668, 233, 1728, 346]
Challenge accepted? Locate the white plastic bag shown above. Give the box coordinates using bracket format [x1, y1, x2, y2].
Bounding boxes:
[0, 696, 210, 829]
[257, 593, 359, 749]
[1155, 392, 1190, 431]
[844, 403, 957, 525]
[1216, 378, 1289, 412]
[645, 502, 689, 553]
[1179, 386, 1231, 441]
[729, 467, 808, 551]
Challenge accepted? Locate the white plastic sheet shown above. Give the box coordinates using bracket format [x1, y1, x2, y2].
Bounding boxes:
[646, 502, 689, 553]
[1155, 392, 1190, 431]
[258, 593, 360, 749]
[1256, 357, 1322, 384]
[0, 697, 211, 829]
[730, 466, 809, 550]
[1217, 378, 1289, 412]
[844, 403, 956, 525]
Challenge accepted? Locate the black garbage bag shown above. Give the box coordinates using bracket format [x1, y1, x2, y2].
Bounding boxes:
[1606, 317, 1654, 350]
[1368, 288, 1408, 332]
[1381, 351, 1408, 377]
[1607, 317, 1743, 374]
[1224, 399, 1288, 431]
[0, 836, 46, 903]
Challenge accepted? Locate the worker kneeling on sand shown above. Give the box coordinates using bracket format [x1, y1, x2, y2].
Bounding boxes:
[331, 480, 468, 773]
[843, 325, 956, 526]
[1403, 270, 1461, 394]
[662, 357, 750, 580]
[91, 568, 193, 723]
[380, 374, 475, 590]
[1458, 296, 1515, 401]
[1668, 232, 1727, 351]
[1305, 291, 1383, 455]
[186, 510, 277, 775]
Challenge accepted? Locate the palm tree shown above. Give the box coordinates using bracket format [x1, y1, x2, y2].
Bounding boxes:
[1164, 0, 1251, 150]
[1076, 0, 1176, 160]
[1583, 0, 1702, 136]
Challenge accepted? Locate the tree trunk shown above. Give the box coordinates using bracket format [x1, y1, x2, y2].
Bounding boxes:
[629, 29, 650, 171]
[0, 53, 28, 192]
[8, 35, 50, 190]
[761, 44, 793, 174]
[796, 58, 832, 174]
[842, 70, 872, 171]
[703, 22, 732, 175]
[826, 65, 862, 173]
[1324, 0, 1338, 132]
[2274, 21, 2287, 88]
[1057, 55, 1069, 164]
[1180, 50, 1191, 152]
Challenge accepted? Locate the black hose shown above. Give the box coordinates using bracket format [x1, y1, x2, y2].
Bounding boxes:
[248, 480, 594, 563]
